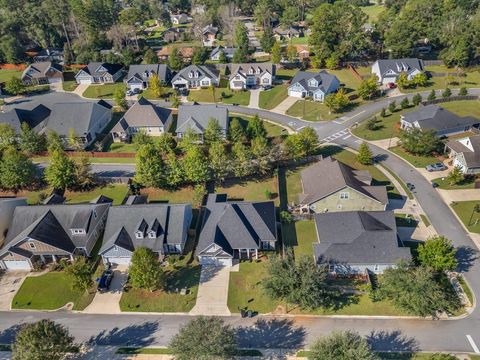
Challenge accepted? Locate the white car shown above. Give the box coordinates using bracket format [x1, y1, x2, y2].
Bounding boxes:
[425, 163, 447, 172]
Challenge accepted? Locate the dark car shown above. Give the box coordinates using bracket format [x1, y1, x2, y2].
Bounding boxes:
[178, 88, 189, 96]
[97, 269, 114, 292]
[407, 183, 415, 191]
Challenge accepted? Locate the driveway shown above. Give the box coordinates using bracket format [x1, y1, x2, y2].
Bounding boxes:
[189, 265, 232, 316]
[72, 83, 89, 97]
[0, 271, 29, 311]
[83, 265, 128, 314]
[248, 88, 261, 109]
[271, 96, 298, 115]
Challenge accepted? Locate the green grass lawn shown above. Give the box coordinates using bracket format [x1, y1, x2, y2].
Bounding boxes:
[0, 69, 22, 83]
[232, 115, 286, 138]
[215, 176, 279, 204]
[389, 146, 440, 168]
[258, 85, 288, 110]
[431, 176, 476, 190]
[395, 214, 418, 228]
[141, 87, 175, 100]
[440, 100, 480, 119]
[82, 83, 126, 99]
[187, 87, 251, 106]
[12, 272, 95, 310]
[282, 220, 317, 258]
[120, 264, 200, 312]
[276, 69, 297, 82]
[106, 142, 137, 153]
[65, 184, 129, 205]
[62, 81, 78, 91]
[286, 100, 336, 122]
[351, 113, 402, 140]
[289, 36, 309, 45]
[141, 186, 196, 204]
[360, 3, 385, 22]
[402, 68, 480, 93]
[451, 201, 480, 233]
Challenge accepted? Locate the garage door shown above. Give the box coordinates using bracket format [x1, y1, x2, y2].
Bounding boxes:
[2, 260, 30, 270]
[382, 77, 396, 85]
[288, 90, 304, 98]
[217, 258, 232, 267]
[48, 78, 62, 84]
[199, 256, 232, 267]
[78, 79, 92, 85]
[105, 257, 131, 265]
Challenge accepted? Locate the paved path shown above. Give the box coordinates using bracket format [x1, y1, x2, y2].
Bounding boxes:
[189, 266, 232, 316]
[248, 89, 261, 109]
[270, 96, 298, 115]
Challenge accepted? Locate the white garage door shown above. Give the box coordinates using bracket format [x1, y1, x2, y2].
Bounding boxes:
[129, 84, 143, 91]
[199, 256, 232, 267]
[2, 260, 30, 270]
[217, 258, 232, 267]
[78, 79, 92, 85]
[106, 257, 131, 265]
[48, 78, 62, 84]
[288, 90, 304, 98]
[382, 77, 396, 85]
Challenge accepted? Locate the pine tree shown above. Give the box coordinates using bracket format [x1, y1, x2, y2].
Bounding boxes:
[356, 142, 373, 165]
[412, 93, 422, 106]
[428, 89, 436, 101]
[271, 41, 281, 64]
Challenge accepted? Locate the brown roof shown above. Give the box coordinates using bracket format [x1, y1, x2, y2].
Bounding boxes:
[156, 47, 194, 58]
[299, 157, 388, 205]
[447, 135, 480, 168]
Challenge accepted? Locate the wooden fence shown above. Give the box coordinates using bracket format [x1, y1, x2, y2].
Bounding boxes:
[421, 95, 479, 106]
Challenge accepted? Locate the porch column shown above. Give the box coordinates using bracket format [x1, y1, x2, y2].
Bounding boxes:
[247, 249, 250, 259]
[70, 255, 74, 262]
[40, 255, 45, 263]
[52, 255, 57, 263]
[255, 249, 258, 260]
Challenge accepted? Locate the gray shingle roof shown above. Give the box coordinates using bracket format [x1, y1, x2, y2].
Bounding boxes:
[0, 104, 50, 132]
[299, 157, 388, 205]
[210, 46, 236, 58]
[112, 97, 172, 132]
[176, 104, 228, 134]
[22, 62, 62, 80]
[171, 65, 219, 84]
[79, 62, 123, 77]
[229, 63, 275, 81]
[126, 64, 170, 84]
[313, 211, 411, 265]
[289, 70, 339, 94]
[375, 58, 424, 77]
[447, 135, 480, 168]
[197, 194, 277, 256]
[401, 104, 480, 132]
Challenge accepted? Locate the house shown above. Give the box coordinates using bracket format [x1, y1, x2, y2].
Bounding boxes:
[161, 27, 185, 43]
[156, 47, 193, 62]
[33, 48, 64, 63]
[371, 58, 424, 85]
[75, 62, 124, 84]
[125, 195, 148, 205]
[298, 157, 388, 213]
[294, 45, 310, 60]
[176, 104, 228, 142]
[0, 198, 27, 248]
[21, 62, 63, 86]
[0, 101, 112, 148]
[273, 26, 302, 41]
[43, 194, 66, 205]
[111, 97, 173, 142]
[202, 24, 219, 46]
[170, 14, 191, 25]
[229, 63, 275, 90]
[210, 46, 236, 61]
[313, 211, 412, 274]
[0, 203, 110, 270]
[288, 70, 340, 102]
[446, 135, 480, 174]
[196, 194, 277, 266]
[99, 204, 192, 265]
[400, 104, 480, 137]
[171, 65, 220, 89]
[125, 64, 171, 91]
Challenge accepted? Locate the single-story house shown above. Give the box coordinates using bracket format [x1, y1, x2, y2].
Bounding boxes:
[288, 70, 340, 102]
[176, 104, 229, 142]
[202, 24, 219, 46]
[196, 194, 277, 267]
[273, 26, 302, 41]
[314, 211, 412, 275]
[111, 97, 173, 142]
[0, 203, 110, 270]
[229, 63, 275, 90]
[298, 157, 388, 213]
[21, 62, 63, 86]
[446, 135, 480, 174]
[170, 14, 191, 25]
[157, 46, 193, 62]
[171, 65, 220, 89]
[75, 62, 124, 84]
[0, 197, 27, 248]
[210, 46, 236, 61]
[99, 204, 192, 265]
[400, 104, 480, 137]
[161, 27, 185, 43]
[125, 64, 171, 91]
[371, 58, 424, 85]
[32, 48, 64, 63]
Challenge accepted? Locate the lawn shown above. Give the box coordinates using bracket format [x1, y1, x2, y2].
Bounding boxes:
[82, 83, 126, 99]
[276, 69, 297, 82]
[389, 146, 439, 168]
[65, 184, 129, 205]
[440, 100, 480, 119]
[451, 201, 480, 233]
[141, 186, 196, 204]
[141, 87, 175, 100]
[62, 81, 78, 91]
[258, 84, 288, 110]
[0, 69, 22, 83]
[289, 36, 309, 45]
[395, 214, 418, 228]
[351, 113, 402, 140]
[215, 176, 279, 204]
[232, 115, 287, 138]
[402, 68, 480, 93]
[105, 142, 137, 153]
[282, 220, 317, 258]
[228, 261, 407, 315]
[12, 272, 96, 311]
[286, 100, 335, 122]
[187, 88, 251, 106]
[360, 3, 385, 22]
[120, 263, 200, 312]
[431, 176, 476, 190]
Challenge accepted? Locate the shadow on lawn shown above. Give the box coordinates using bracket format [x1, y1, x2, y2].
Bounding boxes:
[164, 265, 201, 291]
[88, 321, 159, 347]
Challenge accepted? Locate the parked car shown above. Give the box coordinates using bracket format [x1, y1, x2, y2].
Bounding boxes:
[387, 83, 396, 89]
[407, 183, 415, 191]
[97, 269, 114, 292]
[431, 182, 439, 188]
[426, 163, 447, 172]
[262, 85, 273, 90]
[178, 88, 189, 96]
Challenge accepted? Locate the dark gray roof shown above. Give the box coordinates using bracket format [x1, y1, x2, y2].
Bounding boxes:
[99, 204, 192, 254]
[90, 195, 114, 204]
[0, 203, 110, 256]
[313, 211, 411, 265]
[299, 157, 388, 205]
[176, 104, 228, 134]
[0, 105, 50, 132]
[43, 194, 66, 205]
[197, 194, 277, 257]
[210, 46, 236, 58]
[202, 25, 218, 34]
[125, 195, 148, 205]
[112, 97, 172, 132]
[229, 63, 276, 81]
[447, 135, 480, 168]
[126, 64, 170, 83]
[77, 62, 123, 77]
[401, 104, 480, 132]
[171, 65, 219, 83]
[22, 62, 62, 80]
[375, 58, 424, 76]
[289, 70, 339, 94]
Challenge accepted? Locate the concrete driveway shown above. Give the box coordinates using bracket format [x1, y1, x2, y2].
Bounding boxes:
[271, 96, 298, 115]
[248, 88, 261, 109]
[0, 271, 30, 311]
[83, 265, 128, 314]
[72, 83, 89, 97]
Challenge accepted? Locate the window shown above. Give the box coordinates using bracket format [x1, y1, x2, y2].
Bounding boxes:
[135, 231, 144, 239]
[71, 229, 85, 235]
[93, 210, 97, 219]
[248, 69, 253, 74]
[256, 68, 261, 74]
[189, 72, 193, 78]
[113, 245, 118, 251]
[374, 264, 380, 272]
[201, 80, 209, 86]
[340, 192, 350, 200]
[28, 242, 36, 249]
[262, 78, 269, 84]
[148, 231, 156, 239]
[235, 75, 240, 79]
[328, 264, 335, 272]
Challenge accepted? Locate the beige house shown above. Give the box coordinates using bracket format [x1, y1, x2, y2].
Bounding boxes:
[298, 157, 388, 213]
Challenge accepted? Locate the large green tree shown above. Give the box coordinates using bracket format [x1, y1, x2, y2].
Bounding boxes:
[65, 257, 92, 292]
[308, 331, 379, 360]
[399, 128, 442, 156]
[209, 141, 230, 182]
[183, 145, 210, 183]
[45, 150, 77, 190]
[0, 147, 36, 191]
[418, 236, 458, 272]
[134, 143, 166, 188]
[129, 247, 163, 292]
[246, 114, 267, 140]
[204, 118, 224, 144]
[0, 124, 17, 151]
[19, 123, 47, 155]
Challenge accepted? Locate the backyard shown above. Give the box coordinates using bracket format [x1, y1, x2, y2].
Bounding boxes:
[83, 83, 126, 99]
[64, 184, 129, 205]
[359, 3, 385, 22]
[451, 201, 480, 233]
[282, 220, 317, 258]
[0, 69, 22, 83]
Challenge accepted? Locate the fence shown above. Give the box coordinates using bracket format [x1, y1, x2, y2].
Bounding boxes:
[421, 95, 479, 106]
[38, 151, 136, 158]
[348, 64, 363, 81]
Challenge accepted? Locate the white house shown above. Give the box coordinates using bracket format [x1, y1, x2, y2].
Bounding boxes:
[229, 63, 275, 90]
[447, 135, 480, 174]
[171, 65, 220, 89]
[75, 62, 124, 85]
[287, 70, 340, 102]
[371, 58, 424, 85]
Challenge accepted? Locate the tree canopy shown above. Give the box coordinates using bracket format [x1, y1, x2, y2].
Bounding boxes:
[308, 331, 379, 360]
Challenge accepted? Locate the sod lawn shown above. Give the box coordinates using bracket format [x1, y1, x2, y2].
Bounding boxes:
[286, 100, 336, 122]
[232, 115, 287, 138]
[360, 3, 385, 22]
[282, 220, 317, 258]
[0, 69, 22, 83]
[65, 184, 129, 205]
[451, 201, 480, 233]
[258, 84, 288, 110]
[187, 87, 251, 106]
[12, 272, 96, 310]
[431, 176, 476, 190]
[82, 83, 126, 99]
[389, 146, 440, 168]
[402, 66, 480, 93]
[215, 176, 280, 204]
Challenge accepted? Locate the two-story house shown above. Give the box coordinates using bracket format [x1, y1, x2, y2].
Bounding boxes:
[288, 70, 340, 102]
[125, 64, 171, 91]
[229, 63, 276, 90]
[75, 62, 124, 85]
[446, 135, 480, 174]
[171, 65, 220, 89]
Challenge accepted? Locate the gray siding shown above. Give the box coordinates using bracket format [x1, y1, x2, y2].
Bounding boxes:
[102, 246, 132, 258]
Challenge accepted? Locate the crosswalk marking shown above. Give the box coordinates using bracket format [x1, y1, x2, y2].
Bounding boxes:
[467, 335, 480, 353]
[320, 128, 349, 143]
[343, 135, 351, 140]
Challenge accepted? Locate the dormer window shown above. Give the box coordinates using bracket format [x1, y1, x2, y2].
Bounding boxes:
[113, 245, 118, 251]
[71, 229, 86, 235]
[93, 210, 97, 219]
[28, 242, 36, 249]
[248, 68, 253, 74]
[148, 231, 156, 239]
[256, 68, 261, 74]
[195, 71, 199, 78]
[135, 231, 144, 239]
[189, 71, 193, 78]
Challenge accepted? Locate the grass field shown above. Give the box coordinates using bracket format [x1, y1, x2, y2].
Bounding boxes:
[451, 201, 480, 233]
[440, 100, 480, 118]
[187, 87, 251, 106]
[141, 87, 175, 100]
[286, 100, 336, 121]
[83, 83, 126, 99]
[0, 69, 22, 83]
[389, 146, 439, 168]
[282, 220, 317, 258]
[431, 176, 476, 190]
[258, 84, 288, 109]
[65, 184, 129, 205]
[215, 176, 279, 204]
[360, 3, 385, 22]
[403, 67, 480, 93]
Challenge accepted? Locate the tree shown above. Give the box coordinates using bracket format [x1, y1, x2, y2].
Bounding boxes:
[428, 89, 436, 101]
[134, 143, 165, 188]
[233, 21, 249, 52]
[251, 136, 272, 175]
[193, 183, 207, 208]
[412, 93, 422, 106]
[67, 128, 82, 151]
[357, 76, 379, 100]
[143, 48, 159, 64]
[427, 355, 458, 360]
[246, 114, 267, 139]
[356, 142, 373, 165]
[183, 145, 210, 183]
[442, 87, 452, 98]
[209, 142, 230, 182]
[388, 101, 396, 114]
[64, 257, 92, 291]
[445, 165, 464, 186]
[397, 73, 411, 89]
[400, 97, 409, 109]
[19, 123, 46, 155]
[260, 26, 275, 53]
[285, 127, 319, 159]
[380, 108, 386, 117]
[74, 156, 96, 190]
[165, 151, 184, 188]
[0, 147, 35, 191]
[0, 123, 17, 151]
[148, 74, 164, 98]
[12, 319, 75, 360]
[325, 54, 339, 70]
[232, 142, 254, 177]
[399, 128, 442, 156]
[228, 118, 247, 143]
[204, 118, 223, 144]
[132, 129, 153, 149]
[324, 89, 350, 113]
[218, 50, 227, 64]
[114, 87, 127, 110]
[308, 331, 379, 360]
[45, 150, 77, 190]
[286, 44, 297, 63]
[47, 131, 64, 153]
[192, 46, 209, 65]
[271, 41, 281, 64]
[156, 133, 177, 154]
[376, 261, 461, 317]
[4, 77, 25, 95]
[418, 236, 458, 272]
[168, 47, 183, 70]
[129, 247, 163, 291]
[412, 72, 428, 87]
[459, 86, 468, 96]
[169, 316, 236, 360]
[232, 47, 248, 63]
